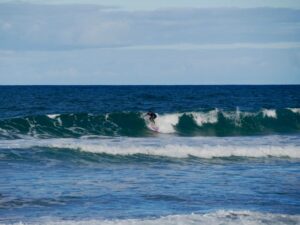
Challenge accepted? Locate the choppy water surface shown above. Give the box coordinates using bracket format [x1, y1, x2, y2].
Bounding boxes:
[0, 85, 300, 224]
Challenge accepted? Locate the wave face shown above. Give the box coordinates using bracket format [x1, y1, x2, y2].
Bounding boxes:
[0, 108, 300, 139]
[4, 211, 300, 225]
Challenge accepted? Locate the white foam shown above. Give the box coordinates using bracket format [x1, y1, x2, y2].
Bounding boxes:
[48, 143, 300, 159]
[57, 117, 62, 126]
[47, 114, 60, 119]
[4, 210, 300, 225]
[147, 113, 180, 133]
[190, 109, 218, 126]
[1, 136, 299, 159]
[46, 114, 62, 127]
[262, 109, 277, 118]
[288, 108, 300, 114]
[222, 108, 249, 127]
[0, 127, 11, 137]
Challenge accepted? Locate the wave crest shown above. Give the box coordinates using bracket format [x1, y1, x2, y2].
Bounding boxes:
[0, 108, 299, 139]
[1, 136, 299, 159]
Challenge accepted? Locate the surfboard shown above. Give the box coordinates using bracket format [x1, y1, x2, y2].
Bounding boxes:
[145, 118, 159, 132]
[148, 122, 159, 132]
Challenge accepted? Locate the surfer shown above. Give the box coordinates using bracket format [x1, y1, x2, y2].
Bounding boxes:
[147, 111, 157, 123]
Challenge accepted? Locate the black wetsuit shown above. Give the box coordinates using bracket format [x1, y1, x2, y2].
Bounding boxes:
[147, 112, 157, 123]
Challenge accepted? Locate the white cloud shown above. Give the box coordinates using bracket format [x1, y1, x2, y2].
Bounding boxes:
[4, 0, 300, 10]
[0, 4, 300, 50]
[0, 3, 300, 84]
[75, 20, 130, 45]
[121, 42, 300, 50]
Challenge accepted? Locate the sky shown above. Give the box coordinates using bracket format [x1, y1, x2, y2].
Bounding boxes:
[0, 0, 300, 84]
[4, 0, 300, 10]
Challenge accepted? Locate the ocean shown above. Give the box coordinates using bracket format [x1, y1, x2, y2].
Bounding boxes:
[0, 85, 300, 225]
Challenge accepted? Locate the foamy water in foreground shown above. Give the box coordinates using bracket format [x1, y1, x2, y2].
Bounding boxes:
[0, 135, 299, 158]
[5, 211, 300, 225]
[1, 86, 300, 224]
[1, 135, 300, 224]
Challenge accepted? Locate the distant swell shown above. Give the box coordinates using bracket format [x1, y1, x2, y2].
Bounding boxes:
[0, 108, 300, 139]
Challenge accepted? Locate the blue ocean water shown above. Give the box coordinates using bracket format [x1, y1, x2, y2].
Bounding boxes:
[0, 85, 300, 225]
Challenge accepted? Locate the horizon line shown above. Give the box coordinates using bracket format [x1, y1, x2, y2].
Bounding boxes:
[1, 84, 299, 86]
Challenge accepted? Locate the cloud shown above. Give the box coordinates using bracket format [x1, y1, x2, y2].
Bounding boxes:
[0, 3, 299, 85]
[0, 3, 129, 50]
[3, 0, 300, 10]
[0, 3, 300, 50]
[1, 47, 300, 84]
[121, 42, 300, 50]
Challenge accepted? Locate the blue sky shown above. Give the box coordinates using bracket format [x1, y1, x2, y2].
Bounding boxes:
[0, 1, 300, 84]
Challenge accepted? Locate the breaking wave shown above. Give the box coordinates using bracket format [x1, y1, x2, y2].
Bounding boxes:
[0, 108, 299, 139]
[3, 210, 300, 225]
[1, 135, 299, 159]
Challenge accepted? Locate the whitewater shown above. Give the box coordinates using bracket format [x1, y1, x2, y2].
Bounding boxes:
[0, 108, 300, 139]
[4, 211, 300, 225]
[0, 135, 299, 159]
[1, 85, 300, 224]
